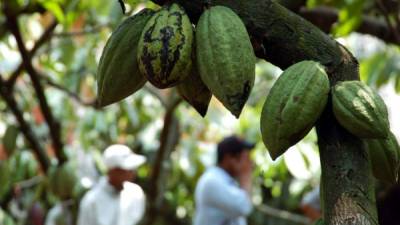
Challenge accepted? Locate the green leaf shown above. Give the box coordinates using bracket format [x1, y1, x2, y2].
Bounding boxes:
[331, 0, 364, 37]
[2, 125, 19, 156]
[376, 57, 395, 88]
[395, 74, 400, 93]
[360, 52, 386, 86]
[40, 1, 65, 23]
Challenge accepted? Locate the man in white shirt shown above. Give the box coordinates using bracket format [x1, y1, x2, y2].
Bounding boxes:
[77, 144, 146, 225]
[194, 136, 255, 225]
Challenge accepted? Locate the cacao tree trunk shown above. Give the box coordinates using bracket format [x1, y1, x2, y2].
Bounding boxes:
[141, 95, 182, 225]
[151, 0, 379, 224]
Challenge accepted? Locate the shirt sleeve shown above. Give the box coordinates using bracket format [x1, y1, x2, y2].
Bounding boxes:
[203, 177, 253, 217]
[44, 205, 59, 225]
[77, 195, 95, 225]
[138, 191, 146, 221]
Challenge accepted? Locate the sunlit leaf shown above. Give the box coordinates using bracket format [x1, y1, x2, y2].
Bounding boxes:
[332, 0, 364, 37]
[40, 1, 65, 23]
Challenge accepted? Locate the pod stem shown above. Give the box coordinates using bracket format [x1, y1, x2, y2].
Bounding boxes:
[117, 0, 126, 14]
[202, 0, 211, 10]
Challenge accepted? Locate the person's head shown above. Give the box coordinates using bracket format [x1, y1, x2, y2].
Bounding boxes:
[217, 135, 255, 177]
[103, 144, 146, 191]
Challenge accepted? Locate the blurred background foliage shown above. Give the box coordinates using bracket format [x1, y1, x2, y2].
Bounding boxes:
[0, 0, 399, 225]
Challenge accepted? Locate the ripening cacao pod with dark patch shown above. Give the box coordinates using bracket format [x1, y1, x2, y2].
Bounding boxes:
[137, 3, 193, 89]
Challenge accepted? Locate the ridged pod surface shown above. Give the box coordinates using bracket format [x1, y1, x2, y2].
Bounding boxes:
[196, 6, 255, 118]
[97, 9, 154, 107]
[177, 61, 211, 117]
[260, 61, 330, 160]
[366, 132, 400, 184]
[332, 81, 389, 138]
[138, 3, 193, 88]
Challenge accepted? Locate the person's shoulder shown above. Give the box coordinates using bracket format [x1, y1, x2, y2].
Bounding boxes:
[80, 179, 106, 206]
[122, 182, 145, 199]
[80, 188, 97, 207]
[123, 182, 143, 193]
[197, 167, 227, 187]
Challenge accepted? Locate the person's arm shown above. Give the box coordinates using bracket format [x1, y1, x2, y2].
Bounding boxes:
[203, 176, 253, 217]
[77, 196, 95, 225]
[237, 152, 253, 195]
[44, 205, 59, 225]
[137, 188, 146, 221]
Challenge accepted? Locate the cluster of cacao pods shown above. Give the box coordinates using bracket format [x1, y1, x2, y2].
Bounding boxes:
[97, 3, 399, 183]
[260, 60, 399, 183]
[97, 3, 255, 117]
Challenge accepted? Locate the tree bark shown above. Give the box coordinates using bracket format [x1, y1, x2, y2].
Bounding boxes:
[142, 96, 182, 225]
[0, 77, 50, 171]
[4, 12, 68, 165]
[151, 0, 378, 224]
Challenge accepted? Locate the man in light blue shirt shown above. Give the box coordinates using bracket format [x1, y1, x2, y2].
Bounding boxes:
[194, 136, 255, 225]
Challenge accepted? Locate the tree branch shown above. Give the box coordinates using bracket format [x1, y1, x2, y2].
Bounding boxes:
[40, 74, 98, 108]
[6, 18, 58, 89]
[5, 13, 67, 164]
[374, 0, 400, 43]
[143, 84, 168, 107]
[0, 75, 50, 171]
[142, 95, 182, 225]
[53, 23, 109, 38]
[256, 204, 311, 225]
[299, 6, 400, 45]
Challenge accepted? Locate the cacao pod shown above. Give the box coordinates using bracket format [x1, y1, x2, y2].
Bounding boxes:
[366, 131, 400, 184]
[137, 3, 193, 88]
[49, 162, 78, 200]
[332, 81, 389, 138]
[177, 58, 211, 117]
[97, 9, 154, 107]
[196, 6, 256, 118]
[260, 61, 330, 160]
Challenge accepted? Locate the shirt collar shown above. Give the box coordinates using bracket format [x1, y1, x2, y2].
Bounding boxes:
[99, 177, 119, 195]
[213, 166, 236, 183]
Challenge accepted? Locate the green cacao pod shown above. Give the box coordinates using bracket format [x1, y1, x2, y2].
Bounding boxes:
[366, 131, 400, 184]
[196, 6, 256, 118]
[49, 162, 78, 200]
[260, 61, 330, 160]
[137, 3, 193, 88]
[97, 9, 154, 107]
[177, 59, 211, 117]
[332, 81, 389, 138]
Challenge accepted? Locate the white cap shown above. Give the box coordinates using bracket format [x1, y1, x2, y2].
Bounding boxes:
[103, 144, 146, 170]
